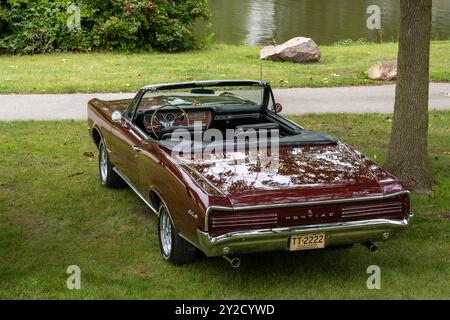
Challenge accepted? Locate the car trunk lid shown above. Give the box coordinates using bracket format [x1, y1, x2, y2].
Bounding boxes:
[179, 142, 383, 207]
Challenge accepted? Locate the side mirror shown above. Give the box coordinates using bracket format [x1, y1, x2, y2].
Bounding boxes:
[274, 103, 283, 113]
[111, 111, 122, 122]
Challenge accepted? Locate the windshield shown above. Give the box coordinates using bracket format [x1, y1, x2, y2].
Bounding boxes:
[137, 84, 264, 111]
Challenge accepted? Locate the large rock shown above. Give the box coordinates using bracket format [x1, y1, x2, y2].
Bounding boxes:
[260, 37, 321, 63]
[367, 61, 397, 81]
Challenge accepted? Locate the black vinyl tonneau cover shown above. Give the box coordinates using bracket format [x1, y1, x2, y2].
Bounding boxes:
[159, 130, 337, 152]
[278, 130, 338, 146]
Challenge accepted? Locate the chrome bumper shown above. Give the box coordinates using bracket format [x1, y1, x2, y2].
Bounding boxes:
[197, 214, 413, 257]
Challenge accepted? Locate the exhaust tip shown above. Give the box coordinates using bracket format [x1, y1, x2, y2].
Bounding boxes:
[222, 255, 241, 268]
[230, 258, 241, 268]
[364, 242, 379, 254]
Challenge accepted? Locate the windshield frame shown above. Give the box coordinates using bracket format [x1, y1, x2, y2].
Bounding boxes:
[126, 80, 271, 121]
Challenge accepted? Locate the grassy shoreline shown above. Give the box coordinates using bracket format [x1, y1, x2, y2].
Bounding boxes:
[1, 111, 449, 299]
[0, 41, 449, 94]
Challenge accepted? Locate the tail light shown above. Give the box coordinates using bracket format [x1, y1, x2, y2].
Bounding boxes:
[208, 210, 278, 236]
[341, 193, 409, 220]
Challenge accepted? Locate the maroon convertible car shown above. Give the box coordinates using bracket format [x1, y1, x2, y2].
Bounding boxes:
[87, 80, 412, 267]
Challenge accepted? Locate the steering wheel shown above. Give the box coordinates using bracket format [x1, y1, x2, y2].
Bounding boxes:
[149, 105, 190, 138]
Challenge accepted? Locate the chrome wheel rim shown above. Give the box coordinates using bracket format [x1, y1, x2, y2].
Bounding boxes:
[100, 145, 108, 183]
[160, 208, 172, 258]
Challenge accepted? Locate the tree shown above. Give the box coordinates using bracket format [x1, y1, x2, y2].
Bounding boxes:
[384, 0, 434, 193]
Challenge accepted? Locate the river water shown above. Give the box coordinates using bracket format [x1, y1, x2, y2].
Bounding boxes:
[196, 0, 450, 46]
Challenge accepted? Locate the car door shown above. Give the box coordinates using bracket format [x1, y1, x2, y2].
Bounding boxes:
[136, 139, 162, 196]
[109, 118, 146, 187]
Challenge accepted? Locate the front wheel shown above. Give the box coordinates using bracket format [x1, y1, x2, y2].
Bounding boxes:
[98, 141, 124, 188]
[158, 203, 196, 265]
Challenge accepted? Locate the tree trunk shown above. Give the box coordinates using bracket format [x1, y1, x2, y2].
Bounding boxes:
[384, 0, 434, 193]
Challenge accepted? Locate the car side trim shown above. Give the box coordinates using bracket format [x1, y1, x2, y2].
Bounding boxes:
[203, 190, 410, 231]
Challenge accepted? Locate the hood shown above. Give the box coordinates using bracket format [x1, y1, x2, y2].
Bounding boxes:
[177, 142, 383, 207]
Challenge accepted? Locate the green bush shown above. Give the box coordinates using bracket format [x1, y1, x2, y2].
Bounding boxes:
[0, 0, 209, 54]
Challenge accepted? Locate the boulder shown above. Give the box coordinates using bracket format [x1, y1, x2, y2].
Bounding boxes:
[260, 37, 321, 63]
[367, 61, 397, 81]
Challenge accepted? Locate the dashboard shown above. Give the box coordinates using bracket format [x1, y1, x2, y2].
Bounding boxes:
[142, 109, 213, 134]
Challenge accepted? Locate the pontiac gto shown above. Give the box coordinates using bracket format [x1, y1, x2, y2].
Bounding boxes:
[87, 80, 413, 267]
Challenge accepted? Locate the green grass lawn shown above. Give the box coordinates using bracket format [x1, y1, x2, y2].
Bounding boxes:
[0, 112, 449, 299]
[0, 41, 449, 93]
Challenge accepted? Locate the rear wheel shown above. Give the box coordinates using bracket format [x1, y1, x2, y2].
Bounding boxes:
[98, 141, 124, 188]
[158, 203, 196, 265]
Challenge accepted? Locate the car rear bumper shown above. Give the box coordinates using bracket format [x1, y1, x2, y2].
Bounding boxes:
[196, 214, 413, 257]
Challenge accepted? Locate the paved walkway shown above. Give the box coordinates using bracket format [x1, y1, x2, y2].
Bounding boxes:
[0, 83, 449, 120]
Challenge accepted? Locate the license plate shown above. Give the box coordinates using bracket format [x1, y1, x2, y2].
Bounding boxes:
[289, 233, 326, 251]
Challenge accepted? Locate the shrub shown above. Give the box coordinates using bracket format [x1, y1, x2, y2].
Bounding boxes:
[0, 0, 210, 54]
